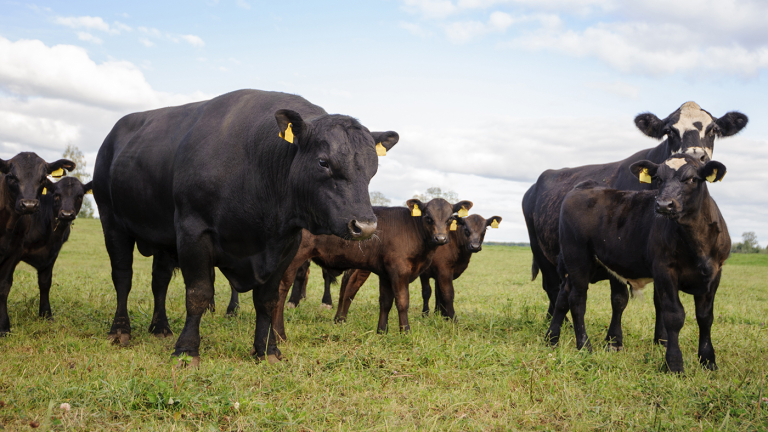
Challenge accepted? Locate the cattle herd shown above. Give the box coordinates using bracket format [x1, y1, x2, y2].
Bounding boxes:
[0, 90, 748, 373]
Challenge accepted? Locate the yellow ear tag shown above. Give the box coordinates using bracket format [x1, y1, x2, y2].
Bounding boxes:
[706, 168, 717, 183]
[490, 219, 499, 229]
[411, 204, 421, 217]
[85, 190, 93, 195]
[50, 168, 65, 178]
[639, 168, 652, 184]
[42, 187, 47, 195]
[279, 123, 294, 143]
[450, 219, 457, 231]
[458, 206, 468, 218]
[376, 142, 387, 156]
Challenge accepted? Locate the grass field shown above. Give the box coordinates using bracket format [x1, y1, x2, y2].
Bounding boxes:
[0, 219, 766, 431]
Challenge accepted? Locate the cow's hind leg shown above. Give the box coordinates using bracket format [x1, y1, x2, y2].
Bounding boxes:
[225, 285, 240, 316]
[37, 265, 54, 319]
[420, 274, 432, 315]
[334, 270, 370, 323]
[102, 219, 135, 346]
[320, 267, 335, 309]
[605, 278, 629, 351]
[149, 252, 174, 338]
[287, 260, 310, 308]
[546, 278, 570, 346]
[377, 276, 395, 333]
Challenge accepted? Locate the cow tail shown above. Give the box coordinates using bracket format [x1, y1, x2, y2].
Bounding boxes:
[531, 258, 540, 281]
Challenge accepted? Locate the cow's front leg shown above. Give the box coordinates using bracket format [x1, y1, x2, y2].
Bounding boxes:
[655, 274, 686, 373]
[694, 272, 720, 371]
[377, 276, 394, 333]
[37, 266, 54, 319]
[391, 275, 411, 332]
[435, 273, 456, 320]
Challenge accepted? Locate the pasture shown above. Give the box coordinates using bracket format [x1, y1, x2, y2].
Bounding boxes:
[0, 219, 766, 431]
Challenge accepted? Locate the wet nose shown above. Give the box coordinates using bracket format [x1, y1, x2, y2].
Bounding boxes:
[433, 234, 448, 245]
[348, 219, 376, 240]
[655, 199, 675, 214]
[19, 199, 39, 214]
[58, 210, 76, 221]
[469, 242, 482, 252]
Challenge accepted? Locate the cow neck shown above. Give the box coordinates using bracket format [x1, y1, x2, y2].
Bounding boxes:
[0, 177, 26, 236]
[645, 138, 675, 163]
[451, 230, 473, 267]
[411, 215, 441, 259]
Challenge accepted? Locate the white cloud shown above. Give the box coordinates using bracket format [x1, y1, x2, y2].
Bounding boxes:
[585, 81, 639, 99]
[55, 16, 112, 32]
[180, 34, 205, 47]
[138, 26, 163, 37]
[236, 0, 251, 9]
[444, 11, 554, 43]
[139, 38, 154, 47]
[76, 32, 102, 44]
[400, 21, 433, 38]
[113, 21, 132, 33]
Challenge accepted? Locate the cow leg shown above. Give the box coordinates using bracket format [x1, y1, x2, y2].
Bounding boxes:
[37, 265, 54, 319]
[172, 231, 216, 364]
[653, 286, 668, 346]
[287, 260, 310, 308]
[694, 272, 720, 371]
[546, 278, 571, 346]
[272, 268, 298, 342]
[656, 277, 686, 373]
[0, 269, 15, 334]
[567, 273, 591, 352]
[321, 267, 333, 308]
[605, 278, 629, 351]
[225, 285, 240, 316]
[391, 275, 411, 332]
[435, 273, 456, 320]
[420, 274, 432, 315]
[377, 276, 395, 333]
[148, 253, 174, 338]
[334, 270, 370, 323]
[103, 223, 135, 346]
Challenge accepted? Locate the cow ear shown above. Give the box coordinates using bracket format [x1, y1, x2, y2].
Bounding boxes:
[47, 159, 76, 177]
[629, 160, 659, 183]
[699, 161, 726, 183]
[486, 216, 502, 228]
[635, 113, 666, 139]
[0, 158, 9, 174]
[715, 111, 748, 137]
[274, 109, 307, 145]
[452, 200, 473, 215]
[370, 131, 399, 152]
[83, 181, 93, 194]
[406, 199, 424, 217]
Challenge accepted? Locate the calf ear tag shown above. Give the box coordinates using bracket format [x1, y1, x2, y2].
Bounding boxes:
[376, 142, 387, 156]
[639, 168, 652, 184]
[279, 123, 294, 144]
[42, 187, 47, 195]
[706, 168, 720, 183]
[491, 218, 499, 229]
[50, 168, 65, 178]
[458, 206, 468, 218]
[450, 219, 457, 231]
[85, 190, 93, 195]
[411, 204, 421, 217]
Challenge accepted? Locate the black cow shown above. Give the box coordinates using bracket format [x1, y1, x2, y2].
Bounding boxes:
[93, 89, 399, 365]
[0, 153, 75, 334]
[21, 177, 93, 319]
[547, 154, 730, 373]
[523, 102, 746, 330]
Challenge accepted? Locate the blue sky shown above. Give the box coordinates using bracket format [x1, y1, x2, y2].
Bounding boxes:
[1, 0, 767, 244]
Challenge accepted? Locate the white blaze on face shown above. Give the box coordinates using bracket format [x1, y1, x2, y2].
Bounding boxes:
[672, 101, 713, 139]
[665, 158, 688, 171]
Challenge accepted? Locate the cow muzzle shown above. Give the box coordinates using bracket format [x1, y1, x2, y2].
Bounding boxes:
[655, 199, 680, 218]
[18, 199, 40, 214]
[58, 210, 77, 221]
[348, 219, 376, 240]
[468, 242, 482, 252]
[432, 234, 448, 245]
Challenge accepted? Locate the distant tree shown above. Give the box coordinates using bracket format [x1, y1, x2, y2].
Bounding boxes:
[733, 231, 761, 254]
[408, 187, 459, 205]
[369, 191, 391, 206]
[62, 144, 95, 219]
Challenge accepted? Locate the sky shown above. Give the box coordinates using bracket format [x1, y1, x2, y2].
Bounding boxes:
[1, 0, 767, 244]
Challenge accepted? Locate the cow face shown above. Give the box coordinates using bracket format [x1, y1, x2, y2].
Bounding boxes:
[634, 102, 748, 163]
[50, 177, 93, 222]
[456, 214, 502, 252]
[277, 110, 399, 241]
[0, 152, 75, 215]
[407, 199, 473, 246]
[630, 155, 726, 219]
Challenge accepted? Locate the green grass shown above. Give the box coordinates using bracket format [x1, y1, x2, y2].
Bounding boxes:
[0, 219, 766, 431]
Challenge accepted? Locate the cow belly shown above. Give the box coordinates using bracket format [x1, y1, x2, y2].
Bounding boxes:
[594, 257, 653, 291]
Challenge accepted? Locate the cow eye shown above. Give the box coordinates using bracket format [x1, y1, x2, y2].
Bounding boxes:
[318, 159, 330, 169]
[685, 177, 695, 184]
[424, 216, 433, 225]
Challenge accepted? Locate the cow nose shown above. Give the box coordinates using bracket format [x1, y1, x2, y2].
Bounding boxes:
[469, 242, 482, 252]
[655, 199, 675, 214]
[348, 219, 376, 240]
[19, 199, 39, 214]
[58, 210, 76, 221]
[433, 234, 448, 245]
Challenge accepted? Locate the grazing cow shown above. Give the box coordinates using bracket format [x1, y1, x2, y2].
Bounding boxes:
[547, 154, 729, 373]
[0, 153, 75, 334]
[340, 214, 501, 320]
[270, 198, 470, 339]
[21, 177, 93, 319]
[93, 89, 399, 364]
[522, 102, 746, 331]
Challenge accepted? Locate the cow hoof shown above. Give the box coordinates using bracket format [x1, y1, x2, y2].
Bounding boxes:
[701, 361, 718, 371]
[225, 309, 238, 317]
[320, 303, 332, 310]
[153, 330, 174, 339]
[605, 345, 623, 352]
[267, 354, 281, 364]
[108, 332, 131, 346]
[175, 356, 201, 369]
[334, 317, 346, 324]
[286, 302, 296, 309]
[0, 330, 10, 337]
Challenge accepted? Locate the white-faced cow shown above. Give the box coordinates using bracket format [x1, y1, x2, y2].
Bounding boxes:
[522, 102, 746, 341]
[0, 153, 76, 334]
[547, 154, 730, 373]
[93, 89, 399, 365]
